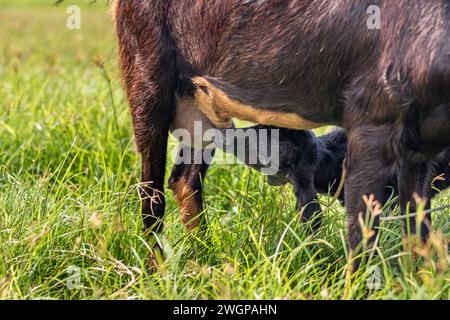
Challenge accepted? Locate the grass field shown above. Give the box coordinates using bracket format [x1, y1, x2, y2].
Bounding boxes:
[0, 1, 449, 300]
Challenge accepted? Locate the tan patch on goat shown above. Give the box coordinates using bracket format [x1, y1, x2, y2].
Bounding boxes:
[170, 177, 202, 231]
[192, 77, 324, 130]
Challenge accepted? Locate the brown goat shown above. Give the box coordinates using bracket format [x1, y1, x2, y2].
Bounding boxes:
[114, 0, 450, 271]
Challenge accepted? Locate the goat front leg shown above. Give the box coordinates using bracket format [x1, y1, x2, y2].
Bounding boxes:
[345, 125, 393, 272]
[397, 159, 433, 241]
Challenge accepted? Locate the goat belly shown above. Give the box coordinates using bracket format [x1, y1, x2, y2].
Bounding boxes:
[190, 76, 325, 131]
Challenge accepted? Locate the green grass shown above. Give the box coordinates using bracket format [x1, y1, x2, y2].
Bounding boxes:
[0, 1, 449, 300]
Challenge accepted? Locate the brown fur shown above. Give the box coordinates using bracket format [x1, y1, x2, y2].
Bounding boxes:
[115, 0, 450, 271]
